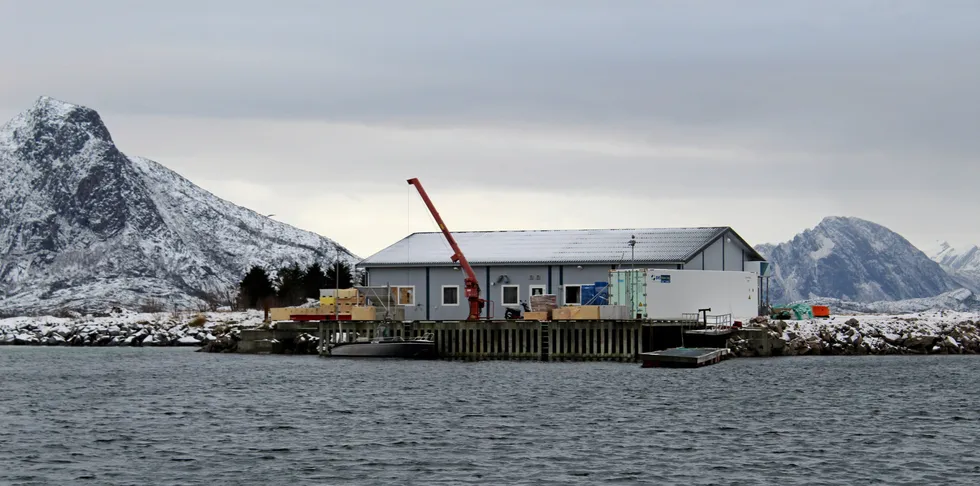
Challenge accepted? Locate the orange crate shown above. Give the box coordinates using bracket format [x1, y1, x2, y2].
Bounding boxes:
[811, 305, 830, 318]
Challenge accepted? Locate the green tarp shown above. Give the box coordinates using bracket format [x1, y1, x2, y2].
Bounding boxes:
[772, 303, 813, 320]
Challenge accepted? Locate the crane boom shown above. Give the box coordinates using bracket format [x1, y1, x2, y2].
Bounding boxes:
[407, 178, 485, 320]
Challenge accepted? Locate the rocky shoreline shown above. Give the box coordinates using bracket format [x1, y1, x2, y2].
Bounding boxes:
[728, 313, 980, 357]
[0, 308, 266, 352]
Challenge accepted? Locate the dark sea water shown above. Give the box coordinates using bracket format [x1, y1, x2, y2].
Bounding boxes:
[1, 348, 978, 485]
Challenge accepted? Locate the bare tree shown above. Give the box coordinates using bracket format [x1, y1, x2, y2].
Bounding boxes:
[199, 283, 222, 312]
[140, 297, 166, 313]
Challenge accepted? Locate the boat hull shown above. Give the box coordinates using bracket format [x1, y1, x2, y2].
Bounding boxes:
[327, 341, 438, 359]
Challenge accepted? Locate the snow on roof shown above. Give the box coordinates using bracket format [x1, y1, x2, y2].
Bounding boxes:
[359, 227, 758, 266]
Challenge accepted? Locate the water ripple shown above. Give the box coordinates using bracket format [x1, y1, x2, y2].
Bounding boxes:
[0, 348, 978, 484]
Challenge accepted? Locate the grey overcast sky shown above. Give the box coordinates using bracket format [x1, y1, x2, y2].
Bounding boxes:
[2, 1, 979, 258]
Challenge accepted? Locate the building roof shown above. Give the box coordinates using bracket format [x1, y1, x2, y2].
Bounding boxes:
[358, 227, 766, 267]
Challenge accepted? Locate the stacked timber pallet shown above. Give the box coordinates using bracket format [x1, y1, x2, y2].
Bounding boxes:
[319, 288, 366, 316]
[270, 288, 370, 321]
[526, 294, 558, 320]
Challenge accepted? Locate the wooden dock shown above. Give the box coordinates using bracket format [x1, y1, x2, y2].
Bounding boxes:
[234, 318, 735, 362]
[637, 347, 730, 368]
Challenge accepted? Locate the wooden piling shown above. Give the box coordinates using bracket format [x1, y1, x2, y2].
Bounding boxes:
[305, 319, 699, 362]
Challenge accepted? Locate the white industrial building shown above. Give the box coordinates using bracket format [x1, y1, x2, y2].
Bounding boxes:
[356, 227, 769, 321]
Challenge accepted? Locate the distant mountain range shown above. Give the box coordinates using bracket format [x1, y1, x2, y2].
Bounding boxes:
[0, 96, 358, 315]
[928, 241, 980, 293]
[755, 216, 979, 310]
[2, 96, 977, 315]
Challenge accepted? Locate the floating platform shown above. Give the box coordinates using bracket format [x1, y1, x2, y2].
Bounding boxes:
[638, 347, 730, 368]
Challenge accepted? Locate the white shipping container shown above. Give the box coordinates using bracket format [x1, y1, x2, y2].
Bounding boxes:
[599, 305, 631, 320]
[643, 269, 759, 321]
[607, 269, 648, 319]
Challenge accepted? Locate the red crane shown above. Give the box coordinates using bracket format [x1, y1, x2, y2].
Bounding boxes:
[407, 177, 487, 321]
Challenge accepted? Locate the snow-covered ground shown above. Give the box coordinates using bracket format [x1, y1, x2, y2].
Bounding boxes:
[788, 310, 978, 338]
[0, 307, 267, 346]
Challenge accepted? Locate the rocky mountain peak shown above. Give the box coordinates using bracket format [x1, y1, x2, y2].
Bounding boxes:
[927, 240, 980, 292]
[817, 215, 893, 236]
[2, 96, 113, 150]
[0, 96, 359, 314]
[0, 96, 115, 170]
[755, 216, 959, 303]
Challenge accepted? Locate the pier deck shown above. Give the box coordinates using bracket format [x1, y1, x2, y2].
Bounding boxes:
[235, 318, 745, 362]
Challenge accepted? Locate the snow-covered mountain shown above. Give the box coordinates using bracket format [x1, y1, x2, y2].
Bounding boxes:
[926, 241, 980, 292]
[755, 216, 959, 304]
[0, 96, 358, 315]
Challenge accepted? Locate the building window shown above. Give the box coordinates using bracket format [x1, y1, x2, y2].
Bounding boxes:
[501, 285, 519, 306]
[391, 286, 415, 306]
[564, 285, 581, 305]
[442, 285, 459, 306]
[529, 285, 546, 297]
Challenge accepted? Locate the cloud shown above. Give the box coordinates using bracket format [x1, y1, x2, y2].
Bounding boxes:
[1, 0, 979, 253]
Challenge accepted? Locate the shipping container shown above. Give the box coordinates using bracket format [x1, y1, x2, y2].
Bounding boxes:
[592, 281, 609, 305]
[580, 284, 596, 306]
[607, 269, 648, 318]
[599, 304, 629, 320]
[643, 269, 758, 320]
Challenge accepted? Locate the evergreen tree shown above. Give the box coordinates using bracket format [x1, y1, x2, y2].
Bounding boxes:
[302, 262, 330, 300]
[325, 261, 354, 289]
[239, 265, 275, 309]
[275, 263, 306, 306]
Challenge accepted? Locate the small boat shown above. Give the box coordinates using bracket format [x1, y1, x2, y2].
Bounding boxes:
[326, 327, 437, 359]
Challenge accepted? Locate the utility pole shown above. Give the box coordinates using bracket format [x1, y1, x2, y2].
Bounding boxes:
[334, 258, 340, 320]
[629, 235, 636, 272]
[628, 235, 636, 318]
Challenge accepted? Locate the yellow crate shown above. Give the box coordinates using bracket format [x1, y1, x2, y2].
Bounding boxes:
[569, 306, 601, 320]
[351, 306, 377, 321]
[337, 288, 359, 299]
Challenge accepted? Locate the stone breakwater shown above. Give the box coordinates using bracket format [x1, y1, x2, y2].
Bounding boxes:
[728, 312, 980, 357]
[0, 308, 271, 352]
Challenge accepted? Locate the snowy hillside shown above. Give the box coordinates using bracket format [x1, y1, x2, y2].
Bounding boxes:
[755, 216, 959, 304]
[926, 241, 980, 292]
[0, 96, 358, 315]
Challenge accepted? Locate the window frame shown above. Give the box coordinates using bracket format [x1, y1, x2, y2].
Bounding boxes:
[563, 284, 582, 305]
[500, 284, 520, 306]
[441, 285, 460, 306]
[529, 285, 546, 297]
[394, 285, 416, 306]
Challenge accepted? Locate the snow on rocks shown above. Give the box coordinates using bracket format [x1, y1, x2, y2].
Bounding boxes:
[0, 308, 267, 349]
[732, 311, 980, 356]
